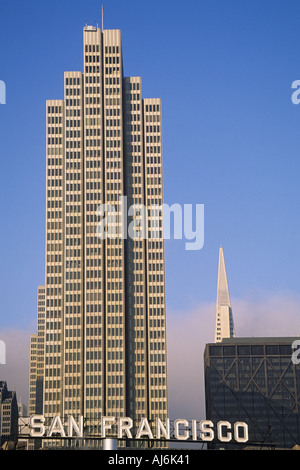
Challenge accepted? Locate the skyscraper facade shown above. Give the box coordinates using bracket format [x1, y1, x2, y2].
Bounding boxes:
[32, 24, 168, 437]
[29, 286, 45, 417]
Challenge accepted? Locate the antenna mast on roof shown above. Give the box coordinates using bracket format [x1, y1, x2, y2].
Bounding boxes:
[102, 5, 104, 31]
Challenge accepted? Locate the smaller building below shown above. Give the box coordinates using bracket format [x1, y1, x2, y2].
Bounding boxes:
[0, 381, 18, 449]
[204, 337, 300, 449]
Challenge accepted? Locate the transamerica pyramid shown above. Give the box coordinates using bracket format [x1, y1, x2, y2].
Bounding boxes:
[214, 246, 236, 342]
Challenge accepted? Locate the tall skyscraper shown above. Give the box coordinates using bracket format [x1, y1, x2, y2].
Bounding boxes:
[31, 22, 168, 438]
[214, 246, 235, 342]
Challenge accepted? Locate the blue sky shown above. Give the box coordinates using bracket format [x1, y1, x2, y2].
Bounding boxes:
[1, 0, 300, 335]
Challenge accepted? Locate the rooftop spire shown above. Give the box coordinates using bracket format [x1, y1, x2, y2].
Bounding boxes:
[214, 246, 235, 342]
[216, 246, 231, 308]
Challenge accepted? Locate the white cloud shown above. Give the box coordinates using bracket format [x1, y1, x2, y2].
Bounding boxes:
[166, 301, 214, 421]
[0, 328, 32, 411]
[1, 290, 300, 421]
[233, 290, 300, 338]
[166, 290, 300, 421]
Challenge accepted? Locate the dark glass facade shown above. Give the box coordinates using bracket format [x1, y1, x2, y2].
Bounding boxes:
[204, 337, 300, 449]
[0, 381, 18, 449]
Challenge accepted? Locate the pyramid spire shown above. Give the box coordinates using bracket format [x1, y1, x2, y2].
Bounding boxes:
[216, 246, 231, 308]
[214, 246, 235, 342]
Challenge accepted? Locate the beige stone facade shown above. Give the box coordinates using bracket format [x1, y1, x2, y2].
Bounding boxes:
[29, 285, 45, 417]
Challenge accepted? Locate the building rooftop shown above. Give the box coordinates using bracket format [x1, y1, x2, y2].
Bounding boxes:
[220, 336, 300, 344]
[205, 336, 300, 349]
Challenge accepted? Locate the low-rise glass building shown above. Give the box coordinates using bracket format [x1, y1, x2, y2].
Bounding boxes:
[204, 337, 300, 449]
